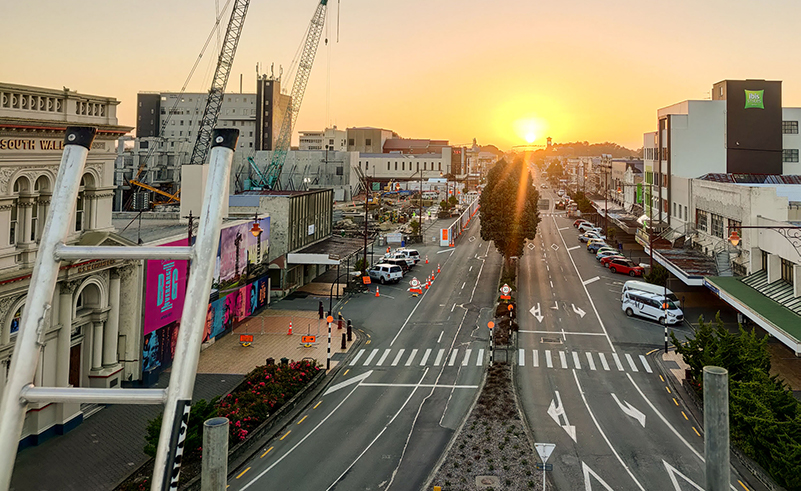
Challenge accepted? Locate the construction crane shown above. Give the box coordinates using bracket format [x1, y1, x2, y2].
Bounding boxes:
[260, 0, 329, 190]
[128, 0, 250, 206]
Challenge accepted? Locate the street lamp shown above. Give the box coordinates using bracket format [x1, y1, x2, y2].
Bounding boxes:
[250, 215, 263, 275]
[234, 231, 243, 279]
[727, 225, 801, 257]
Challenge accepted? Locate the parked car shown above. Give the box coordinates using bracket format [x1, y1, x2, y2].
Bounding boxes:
[607, 258, 645, 277]
[621, 280, 680, 302]
[384, 251, 415, 268]
[596, 249, 621, 260]
[579, 232, 606, 243]
[578, 223, 602, 234]
[367, 263, 404, 284]
[382, 257, 410, 275]
[587, 241, 610, 253]
[395, 248, 421, 265]
[574, 219, 591, 228]
[622, 290, 684, 325]
[600, 254, 627, 267]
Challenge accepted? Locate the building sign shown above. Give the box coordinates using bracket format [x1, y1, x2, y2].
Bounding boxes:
[143, 238, 188, 335]
[744, 89, 764, 109]
[0, 138, 108, 151]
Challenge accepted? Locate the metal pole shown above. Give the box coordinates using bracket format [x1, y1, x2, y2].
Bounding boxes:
[327, 320, 332, 370]
[0, 127, 96, 490]
[201, 417, 229, 491]
[363, 177, 369, 272]
[664, 282, 669, 353]
[704, 366, 730, 491]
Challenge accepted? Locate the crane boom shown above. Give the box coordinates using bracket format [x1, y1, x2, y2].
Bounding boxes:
[189, 0, 250, 166]
[262, 0, 328, 189]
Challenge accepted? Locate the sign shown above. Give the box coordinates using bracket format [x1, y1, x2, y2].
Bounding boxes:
[387, 232, 403, 244]
[408, 277, 423, 295]
[239, 334, 253, 347]
[308, 224, 315, 235]
[500, 283, 512, 300]
[535, 463, 553, 471]
[301, 335, 316, 344]
[439, 228, 450, 247]
[144, 238, 188, 335]
[362, 276, 372, 285]
[744, 89, 764, 109]
[535, 442, 556, 463]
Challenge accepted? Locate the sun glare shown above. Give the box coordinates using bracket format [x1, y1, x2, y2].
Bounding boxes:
[525, 132, 536, 144]
[514, 117, 547, 146]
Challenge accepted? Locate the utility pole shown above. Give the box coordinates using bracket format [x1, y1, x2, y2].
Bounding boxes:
[363, 177, 369, 273]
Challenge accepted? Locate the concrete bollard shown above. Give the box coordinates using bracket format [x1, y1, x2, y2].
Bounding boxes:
[201, 417, 229, 491]
[341, 333, 347, 350]
[704, 366, 730, 491]
[347, 320, 352, 341]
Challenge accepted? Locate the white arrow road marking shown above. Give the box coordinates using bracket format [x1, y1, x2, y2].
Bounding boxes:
[572, 304, 586, 318]
[436, 249, 455, 254]
[663, 460, 704, 491]
[582, 462, 615, 491]
[582, 276, 600, 286]
[324, 370, 374, 396]
[611, 393, 646, 427]
[551, 301, 559, 310]
[529, 303, 544, 322]
[547, 390, 577, 442]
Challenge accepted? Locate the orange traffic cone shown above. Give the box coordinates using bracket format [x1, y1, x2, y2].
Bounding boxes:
[376, 286, 380, 297]
[437, 264, 441, 273]
[425, 279, 429, 290]
[386, 246, 390, 254]
[287, 321, 293, 335]
[425, 255, 429, 264]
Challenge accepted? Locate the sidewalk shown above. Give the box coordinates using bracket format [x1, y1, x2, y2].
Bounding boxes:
[10, 296, 357, 491]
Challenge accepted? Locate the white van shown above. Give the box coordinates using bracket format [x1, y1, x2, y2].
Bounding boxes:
[621, 280, 679, 303]
[621, 291, 684, 325]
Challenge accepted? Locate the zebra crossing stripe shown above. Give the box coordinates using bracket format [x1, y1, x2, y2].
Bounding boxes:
[532, 350, 539, 368]
[448, 349, 459, 366]
[363, 349, 378, 366]
[462, 349, 472, 366]
[612, 353, 624, 371]
[545, 350, 553, 368]
[376, 349, 391, 366]
[639, 355, 652, 373]
[585, 352, 596, 371]
[598, 352, 610, 371]
[519, 349, 525, 366]
[419, 349, 431, 366]
[405, 349, 418, 366]
[434, 349, 445, 366]
[572, 352, 581, 369]
[350, 349, 365, 366]
[392, 349, 405, 367]
[625, 353, 638, 372]
[476, 349, 484, 366]
[559, 351, 568, 369]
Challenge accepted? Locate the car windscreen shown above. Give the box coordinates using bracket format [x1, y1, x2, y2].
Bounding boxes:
[389, 266, 402, 273]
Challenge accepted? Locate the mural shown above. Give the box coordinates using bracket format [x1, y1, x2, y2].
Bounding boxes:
[143, 238, 188, 336]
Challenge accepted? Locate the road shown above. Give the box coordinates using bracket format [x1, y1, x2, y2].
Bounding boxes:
[227, 214, 502, 491]
[516, 185, 758, 490]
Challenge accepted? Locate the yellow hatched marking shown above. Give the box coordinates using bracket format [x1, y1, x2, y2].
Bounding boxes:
[236, 467, 251, 479]
[261, 447, 273, 458]
[280, 430, 291, 440]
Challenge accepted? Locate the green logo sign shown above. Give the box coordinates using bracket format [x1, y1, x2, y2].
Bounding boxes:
[744, 89, 764, 109]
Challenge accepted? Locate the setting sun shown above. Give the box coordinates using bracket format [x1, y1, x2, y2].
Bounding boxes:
[524, 132, 537, 144]
[513, 116, 548, 146]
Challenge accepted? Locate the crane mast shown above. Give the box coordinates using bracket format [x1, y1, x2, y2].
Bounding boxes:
[262, 0, 328, 189]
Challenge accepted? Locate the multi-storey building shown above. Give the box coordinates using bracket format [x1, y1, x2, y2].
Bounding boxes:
[0, 83, 140, 446]
[299, 126, 346, 151]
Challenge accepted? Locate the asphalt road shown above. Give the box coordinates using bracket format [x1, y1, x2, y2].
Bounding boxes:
[516, 186, 758, 491]
[226, 214, 502, 491]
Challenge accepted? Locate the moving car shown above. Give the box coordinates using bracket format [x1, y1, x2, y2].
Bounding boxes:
[367, 263, 404, 284]
[607, 258, 645, 276]
[600, 254, 626, 267]
[622, 291, 684, 325]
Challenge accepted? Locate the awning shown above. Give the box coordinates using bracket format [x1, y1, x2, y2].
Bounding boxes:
[286, 236, 370, 266]
[705, 275, 801, 356]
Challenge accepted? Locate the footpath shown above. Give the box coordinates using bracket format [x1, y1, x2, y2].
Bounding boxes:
[10, 294, 357, 491]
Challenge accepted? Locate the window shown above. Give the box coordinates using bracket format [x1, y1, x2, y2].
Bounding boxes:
[140, 140, 149, 149]
[673, 202, 677, 216]
[30, 203, 37, 242]
[782, 121, 799, 134]
[366, 162, 369, 170]
[75, 194, 85, 232]
[10, 306, 22, 335]
[684, 206, 688, 220]
[336, 166, 343, 176]
[781, 258, 794, 285]
[9, 202, 17, 245]
[402, 162, 405, 171]
[395, 162, 398, 171]
[387, 162, 390, 170]
[782, 149, 799, 163]
[696, 210, 708, 232]
[348, 138, 354, 146]
[710, 213, 724, 238]
[439, 163, 442, 171]
[424, 162, 427, 171]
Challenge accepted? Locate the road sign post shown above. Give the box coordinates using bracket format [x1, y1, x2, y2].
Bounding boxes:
[326, 315, 333, 370]
[535, 442, 556, 490]
[488, 321, 495, 366]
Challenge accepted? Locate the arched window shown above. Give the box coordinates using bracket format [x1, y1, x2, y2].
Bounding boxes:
[75, 174, 94, 232]
[10, 177, 30, 246]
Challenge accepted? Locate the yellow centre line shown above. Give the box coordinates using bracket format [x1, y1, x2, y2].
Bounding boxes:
[297, 415, 308, 425]
[692, 427, 700, 437]
[280, 430, 291, 440]
[236, 467, 251, 479]
[366, 340, 371, 344]
[681, 411, 688, 420]
[738, 480, 751, 491]
[672, 398, 679, 406]
[261, 446, 273, 458]
[313, 401, 322, 409]
[659, 374, 664, 382]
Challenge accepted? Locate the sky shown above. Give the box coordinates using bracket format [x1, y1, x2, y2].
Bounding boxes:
[3, 0, 801, 150]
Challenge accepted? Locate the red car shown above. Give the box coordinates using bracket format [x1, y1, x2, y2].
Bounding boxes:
[573, 219, 590, 228]
[599, 254, 626, 267]
[607, 258, 645, 277]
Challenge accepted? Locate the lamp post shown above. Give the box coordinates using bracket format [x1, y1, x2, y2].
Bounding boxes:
[727, 225, 801, 258]
[250, 215, 263, 279]
[234, 231, 243, 279]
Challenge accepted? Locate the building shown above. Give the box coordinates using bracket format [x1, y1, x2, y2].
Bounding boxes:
[0, 82, 138, 446]
[299, 126, 346, 151]
[246, 149, 359, 200]
[346, 127, 397, 153]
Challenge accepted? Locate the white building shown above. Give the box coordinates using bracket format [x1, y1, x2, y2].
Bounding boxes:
[0, 83, 142, 446]
[299, 127, 346, 151]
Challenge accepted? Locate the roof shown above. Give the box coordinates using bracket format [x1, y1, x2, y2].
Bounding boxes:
[698, 173, 801, 184]
[653, 247, 718, 277]
[294, 235, 368, 259]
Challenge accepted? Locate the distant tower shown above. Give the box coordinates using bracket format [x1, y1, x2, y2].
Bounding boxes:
[546, 137, 552, 148]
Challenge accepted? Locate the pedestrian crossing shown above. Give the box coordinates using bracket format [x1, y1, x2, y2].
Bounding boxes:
[348, 347, 654, 374]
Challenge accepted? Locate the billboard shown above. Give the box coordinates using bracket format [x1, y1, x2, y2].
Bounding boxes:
[143, 238, 188, 336]
[215, 217, 270, 287]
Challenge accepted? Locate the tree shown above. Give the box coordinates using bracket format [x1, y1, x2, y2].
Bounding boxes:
[479, 158, 541, 264]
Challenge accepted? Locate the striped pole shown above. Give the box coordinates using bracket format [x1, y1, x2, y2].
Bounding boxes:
[664, 325, 669, 354]
[326, 315, 333, 370]
[488, 321, 495, 366]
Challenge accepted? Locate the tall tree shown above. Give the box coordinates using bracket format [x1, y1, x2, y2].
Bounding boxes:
[479, 158, 541, 263]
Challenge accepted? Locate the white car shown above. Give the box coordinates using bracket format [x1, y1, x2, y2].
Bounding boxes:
[577, 223, 602, 234]
[622, 291, 684, 325]
[368, 263, 403, 284]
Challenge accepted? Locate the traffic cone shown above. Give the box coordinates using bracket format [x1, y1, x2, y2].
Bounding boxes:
[287, 321, 293, 335]
[386, 246, 390, 254]
[437, 264, 441, 273]
[376, 286, 380, 297]
[425, 255, 429, 264]
[425, 279, 429, 290]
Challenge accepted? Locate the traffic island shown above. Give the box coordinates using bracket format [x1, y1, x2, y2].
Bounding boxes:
[427, 362, 542, 490]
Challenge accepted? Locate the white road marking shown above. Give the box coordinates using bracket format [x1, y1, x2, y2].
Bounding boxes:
[585, 352, 596, 371]
[518, 348, 525, 366]
[547, 390, 577, 442]
[323, 370, 374, 396]
[572, 351, 581, 369]
[376, 349, 391, 366]
[612, 353, 624, 371]
[434, 348, 445, 366]
[437, 331, 443, 343]
[419, 348, 431, 366]
[519, 330, 606, 336]
[532, 350, 539, 367]
[598, 352, 610, 371]
[611, 393, 646, 428]
[567, 245, 580, 251]
[405, 349, 418, 366]
[469, 266, 473, 271]
[391, 349, 405, 366]
[462, 349, 472, 366]
[559, 351, 568, 369]
[448, 349, 459, 366]
[476, 349, 484, 366]
[349, 349, 365, 366]
[461, 282, 465, 289]
[550, 280, 554, 288]
[663, 460, 705, 490]
[359, 383, 478, 389]
[545, 350, 553, 368]
[582, 461, 617, 491]
[451, 303, 456, 312]
[625, 353, 638, 372]
[582, 276, 600, 286]
[546, 265, 550, 271]
[639, 355, 652, 373]
[363, 349, 379, 366]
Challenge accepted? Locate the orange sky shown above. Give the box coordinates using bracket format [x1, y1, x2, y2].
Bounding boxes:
[3, 0, 801, 150]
